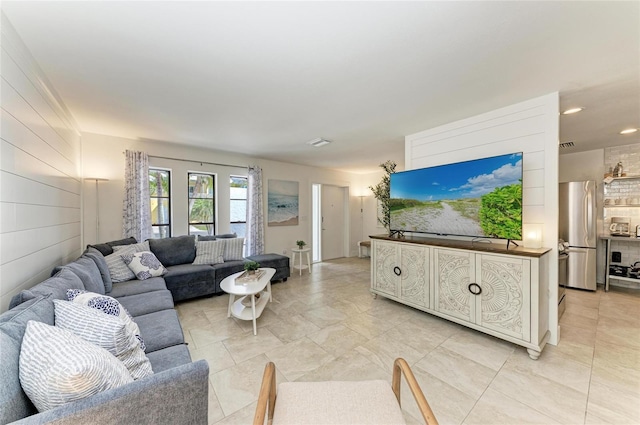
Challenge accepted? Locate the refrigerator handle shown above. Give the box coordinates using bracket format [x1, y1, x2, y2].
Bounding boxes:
[586, 188, 594, 241]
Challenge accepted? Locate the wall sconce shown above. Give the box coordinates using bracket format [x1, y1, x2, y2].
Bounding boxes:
[523, 223, 543, 249]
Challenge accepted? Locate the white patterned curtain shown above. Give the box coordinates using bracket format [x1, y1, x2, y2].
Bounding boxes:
[122, 150, 152, 242]
[246, 166, 264, 255]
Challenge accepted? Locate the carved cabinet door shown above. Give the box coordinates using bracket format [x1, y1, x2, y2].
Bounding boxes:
[399, 244, 429, 308]
[475, 254, 531, 341]
[434, 248, 475, 323]
[372, 241, 399, 297]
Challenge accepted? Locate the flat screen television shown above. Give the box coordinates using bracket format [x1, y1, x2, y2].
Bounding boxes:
[390, 152, 523, 240]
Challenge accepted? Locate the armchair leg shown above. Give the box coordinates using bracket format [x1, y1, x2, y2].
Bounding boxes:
[392, 358, 439, 425]
[254, 362, 276, 425]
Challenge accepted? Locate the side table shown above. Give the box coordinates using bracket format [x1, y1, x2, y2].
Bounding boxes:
[291, 247, 311, 276]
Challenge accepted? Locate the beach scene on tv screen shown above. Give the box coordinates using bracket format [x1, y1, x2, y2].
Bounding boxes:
[390, 153, 522, 239]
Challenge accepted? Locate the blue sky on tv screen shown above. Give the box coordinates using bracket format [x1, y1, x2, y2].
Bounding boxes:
[391, 153, 522, 201]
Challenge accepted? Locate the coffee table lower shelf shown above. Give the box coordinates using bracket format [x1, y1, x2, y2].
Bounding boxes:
[229, 291, 270, 321]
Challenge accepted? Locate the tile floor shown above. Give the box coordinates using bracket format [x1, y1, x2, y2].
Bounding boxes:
[176, 257, 640, 425]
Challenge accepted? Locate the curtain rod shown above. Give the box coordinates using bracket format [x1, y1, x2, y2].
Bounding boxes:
[123, 152, 247, 169]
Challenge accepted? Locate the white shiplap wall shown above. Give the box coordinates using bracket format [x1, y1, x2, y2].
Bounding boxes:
[0, 14, 82, 312]
[405, 92, 560, 344]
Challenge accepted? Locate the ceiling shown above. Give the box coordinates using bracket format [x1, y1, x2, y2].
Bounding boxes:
[2, 1, 639, 173]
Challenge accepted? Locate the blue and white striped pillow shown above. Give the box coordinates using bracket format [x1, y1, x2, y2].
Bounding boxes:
[19, 321, 133, 411]
[222, 238, 244, 261]
[193, 240, 225, 265]
[54, 300, 153, 380]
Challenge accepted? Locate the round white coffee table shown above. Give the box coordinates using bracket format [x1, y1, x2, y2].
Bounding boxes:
[220, 268, 275, 335]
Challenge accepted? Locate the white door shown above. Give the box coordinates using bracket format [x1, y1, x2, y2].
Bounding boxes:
[321, 185, 346, 260]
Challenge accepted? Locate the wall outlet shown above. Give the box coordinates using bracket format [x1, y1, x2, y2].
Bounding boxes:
[282, 249, 287, 255]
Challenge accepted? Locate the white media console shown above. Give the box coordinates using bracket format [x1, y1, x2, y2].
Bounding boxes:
[370, 235, 552, 360]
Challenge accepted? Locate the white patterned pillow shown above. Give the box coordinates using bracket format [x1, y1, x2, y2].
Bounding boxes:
[67, 290, 145, 351]
[54, 300, 153, 380]
[105, 241, 150, 282]
[222, 237, 244, 261]
[193, 240, 225, 265]
[19, 321, 133, 412]
[121, 251, 167, 280]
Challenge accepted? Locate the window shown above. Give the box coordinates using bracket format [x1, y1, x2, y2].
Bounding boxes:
[149, 168, 171, 238]
[230, 176, 248, 238]
[188, 173, 215, 236]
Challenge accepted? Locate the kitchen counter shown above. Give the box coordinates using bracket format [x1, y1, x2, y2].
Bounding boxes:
[599, 235, 640, 291]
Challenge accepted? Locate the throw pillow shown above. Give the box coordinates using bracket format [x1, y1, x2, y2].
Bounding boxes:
[193, 240, 225, 265]
[19, 321, 133, 412]
[54, 300, 153, 380]
[222, 237, 245, 261]
[121, 251, 168, 280]
[105, 241, 150, 283]
[67, 290, 145, 351]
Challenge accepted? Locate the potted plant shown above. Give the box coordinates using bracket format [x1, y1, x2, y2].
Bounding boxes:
[296, 240, 306, 249]
[244, 261, 260, 275]
[369, 160, 397, 235]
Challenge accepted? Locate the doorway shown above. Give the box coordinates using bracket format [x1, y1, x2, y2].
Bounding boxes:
[311, 183, 348, 262]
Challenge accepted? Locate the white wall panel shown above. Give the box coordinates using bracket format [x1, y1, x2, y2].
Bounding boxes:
[1, 141, 80, 194]
[0, 236, 81, 298]
[1, 223, 80, 265]
[1, 171, 80, 207]
[1, 49, 77, 149]
[0, 14, 82, 312]
[2, 110, 77, 177]
[405, 92, 560, 345]
[1, 79, 75, 161]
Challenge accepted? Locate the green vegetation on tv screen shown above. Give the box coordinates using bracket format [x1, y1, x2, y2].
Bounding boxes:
[390, 153, 523, 240]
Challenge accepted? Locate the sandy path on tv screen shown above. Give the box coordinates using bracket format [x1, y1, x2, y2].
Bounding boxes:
[393, 202, 483, 235]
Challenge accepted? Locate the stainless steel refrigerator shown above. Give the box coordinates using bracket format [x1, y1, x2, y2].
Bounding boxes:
[559, 181, 597, 291]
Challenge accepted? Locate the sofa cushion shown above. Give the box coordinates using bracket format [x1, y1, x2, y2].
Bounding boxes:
[198, 233, 236, 241]
[67, 290, 145, 351]
[212, 260, 247, 280]
[246, 253, 290, 269]
[193, 240, 225, 265]
[115, 290, 175, 317]
[105, 241, 150, 283]
[134, 309, 184, 353]
[0, 296, 53, 424]
[87, 236, 138, 256]
[9, 269, 84, 309]
[19, 321, 133, 412]
[122, 251, 168, 280]
[54, 300, 153, 380]
[163, 264, 217, 302]
[149, 235, 196, 267]
[222, 237, 244, 261]
[52, 256, 105, 295]
[84, 247, 113, 293]
[146, 344, 192, 373]
[109, 276, 167, 298]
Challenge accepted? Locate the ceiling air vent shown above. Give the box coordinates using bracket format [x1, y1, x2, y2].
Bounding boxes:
[307, 138, 332, 147]
[559, 141, 575, 148]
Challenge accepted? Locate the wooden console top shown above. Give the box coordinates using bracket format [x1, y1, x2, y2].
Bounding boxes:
[370, 234, 551, 258]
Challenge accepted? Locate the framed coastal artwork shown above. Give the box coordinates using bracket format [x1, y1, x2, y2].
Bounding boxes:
[268, 179, 299, 226]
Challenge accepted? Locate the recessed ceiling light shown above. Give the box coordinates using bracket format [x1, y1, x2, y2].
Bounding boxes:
[562, 107, 584, 115]
[307, 138, 332, 147]
[620, 128, 638, 135]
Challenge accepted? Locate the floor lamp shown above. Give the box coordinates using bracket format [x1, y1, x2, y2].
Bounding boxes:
[87, 178, 109, 243]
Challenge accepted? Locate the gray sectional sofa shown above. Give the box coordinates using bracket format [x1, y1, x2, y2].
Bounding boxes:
[88, 234, 289, 302]
[0, 234, 290, 424]
[1, 255, 208, 424]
